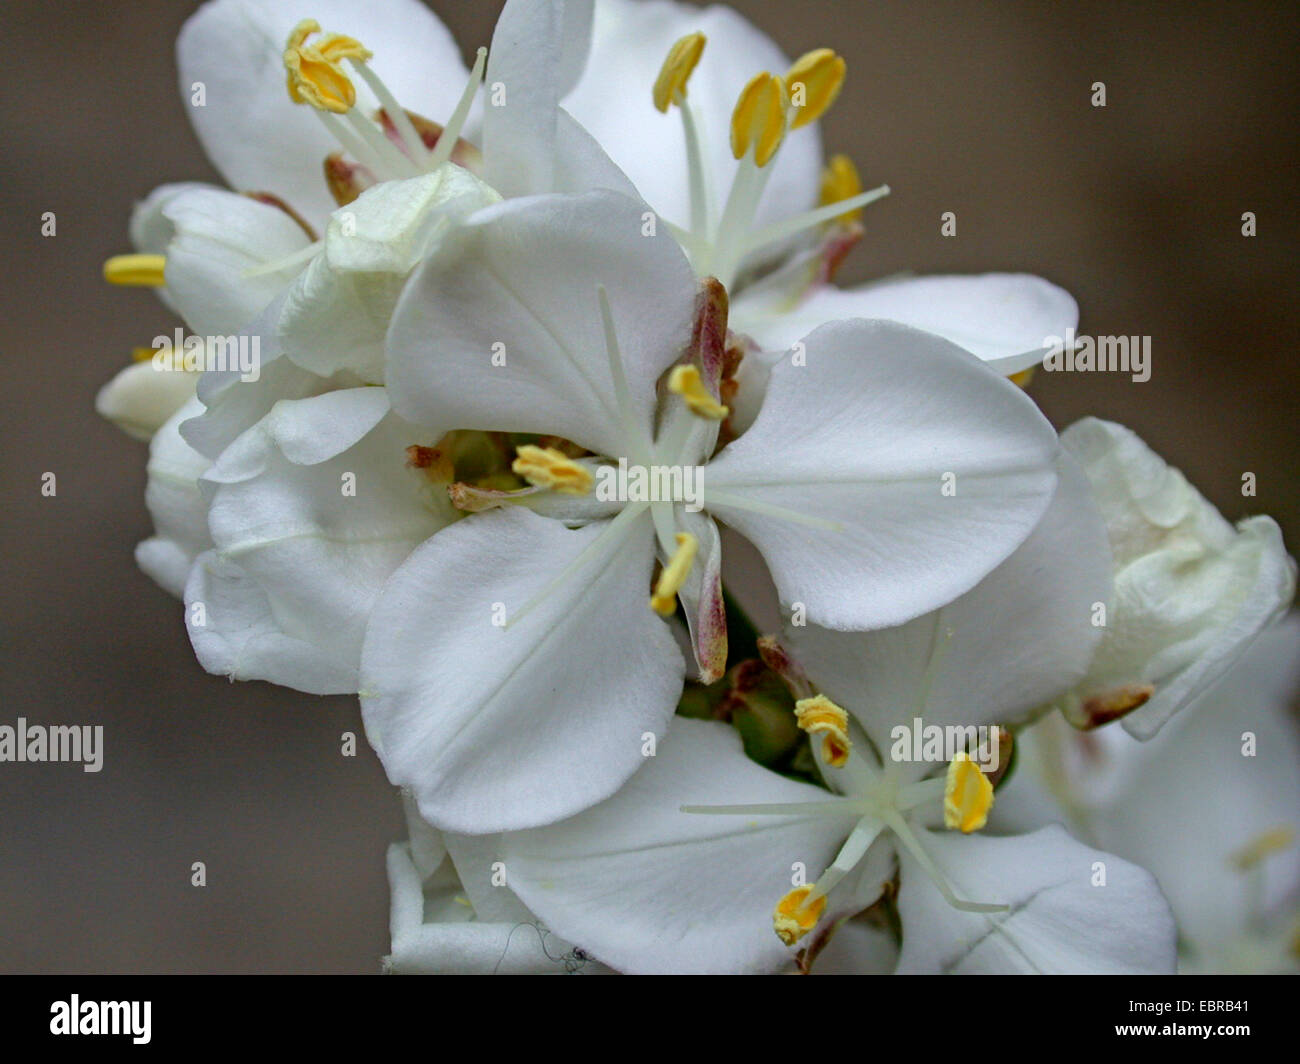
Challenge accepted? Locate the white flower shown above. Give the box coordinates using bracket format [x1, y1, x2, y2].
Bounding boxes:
[470, 465, 1175, 974]
[1050, 417, 1296, 737]
[1003, 615, 1300, 973]
[101, 0, 626, 392]
[359, 188, 1061, 834]
[386, 796, 612, 975]
[555, 1, 1077, 424]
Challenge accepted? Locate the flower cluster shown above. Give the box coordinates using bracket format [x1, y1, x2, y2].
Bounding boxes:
[98, 0, 1297, 974]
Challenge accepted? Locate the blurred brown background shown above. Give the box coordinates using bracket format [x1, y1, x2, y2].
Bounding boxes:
[0, 0, 1295, 972]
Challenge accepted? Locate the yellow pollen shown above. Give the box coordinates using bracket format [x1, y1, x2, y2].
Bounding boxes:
[103, 254, 166, 287]
[1232, 826, 1294, 870]
[773, 885, 826, 946]
[944, 752, 993, 833]
[1009, 367, 1036, 389]
[730, 71, 788, 167]
[794, 694, 852, 768]
[131, 346, 159, 363]
[653, 32, 706, 113]
[785, 48, 846, 129]
[818, 153, 864, 225]
[284, 19, 372, 113]
[650, 533, 698, 616]
[511, 445, 592, 495]
[667, 364, 729, 420]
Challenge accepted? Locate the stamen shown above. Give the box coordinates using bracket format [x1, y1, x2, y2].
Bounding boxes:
[819, 153, 865, 225]
[729, 72, 787, 168]
[773, 885, 826, 946]
[427, 47, 488, 172]
[699, 489, 844, 533]
[943, 753, 993, 834]
[511, 445, 593, 495]
[1232, 826, 1295, 871]
[284, 19, 372, 114]
[794, 694, 852, 768]
[103, 254, 165, 287]
[785, 48, 846, 129]
[740, 183, 889, 256]
[667, 364, 729, 421]
[653, 32, 706, 113]
[650, 532, 698, 615]
[882, 809, 1006, 913]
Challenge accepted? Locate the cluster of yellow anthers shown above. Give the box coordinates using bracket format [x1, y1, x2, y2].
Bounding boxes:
[653, 33, 862, 220]
[771, 694, 996, 947]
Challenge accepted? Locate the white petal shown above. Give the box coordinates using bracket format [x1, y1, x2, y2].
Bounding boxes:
[733, 273, 1078, 365]
[135, 396, 213, 597]
[705, 319, 1060, 630]
[158, 187, 315, 337]
[785, 457, 1111, 752]
[177, 0, 468, 226]
[1061, 417, 1297, 737]
[386, 190, 697, 459]
[894, 825, 1176, 973]
[185, 549, 359, 694]
[482, 1, 613, 198]
[360, 505, 684, 833]
[565, 0, 822, 233]
[499, 718, 858, 974]
[96, 359, 199, 442]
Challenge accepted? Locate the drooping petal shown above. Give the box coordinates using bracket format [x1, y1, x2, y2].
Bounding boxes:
[1060, 417, 1297, 737]
[705, 319, 1060, 631]
[193, 395, 448, 693]
[386, 190, 697, 459]
[563, 0, 822, 234]
[498, 718, 859, 974]
[360, 504, 684, 833]
[177, 0, 468, 227]
[894, 825, 1177, 974]
[785, 457, 1112, 753]
[135, 397, 213, 597]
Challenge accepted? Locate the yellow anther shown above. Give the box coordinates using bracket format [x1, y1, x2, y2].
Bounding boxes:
[785, 48, 846, 129]
[1009, 367, 1035, 389]
[794, 694, 852, 768]
[773, 885, 826, 946]
[511, 445, 593, 495]
[103, 254, 166, 287]
[944, 752, 993, 834]
[730, 71, 788, 167]
[667, 364, 729, 421]
[1232, 826, 1294, 871]
[819, 153, 864, 225]
[653, 32, 706, 113]
[284, 19, 372, 113]
[650, 533, 698, 616]
[131, 346, 159, 363]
